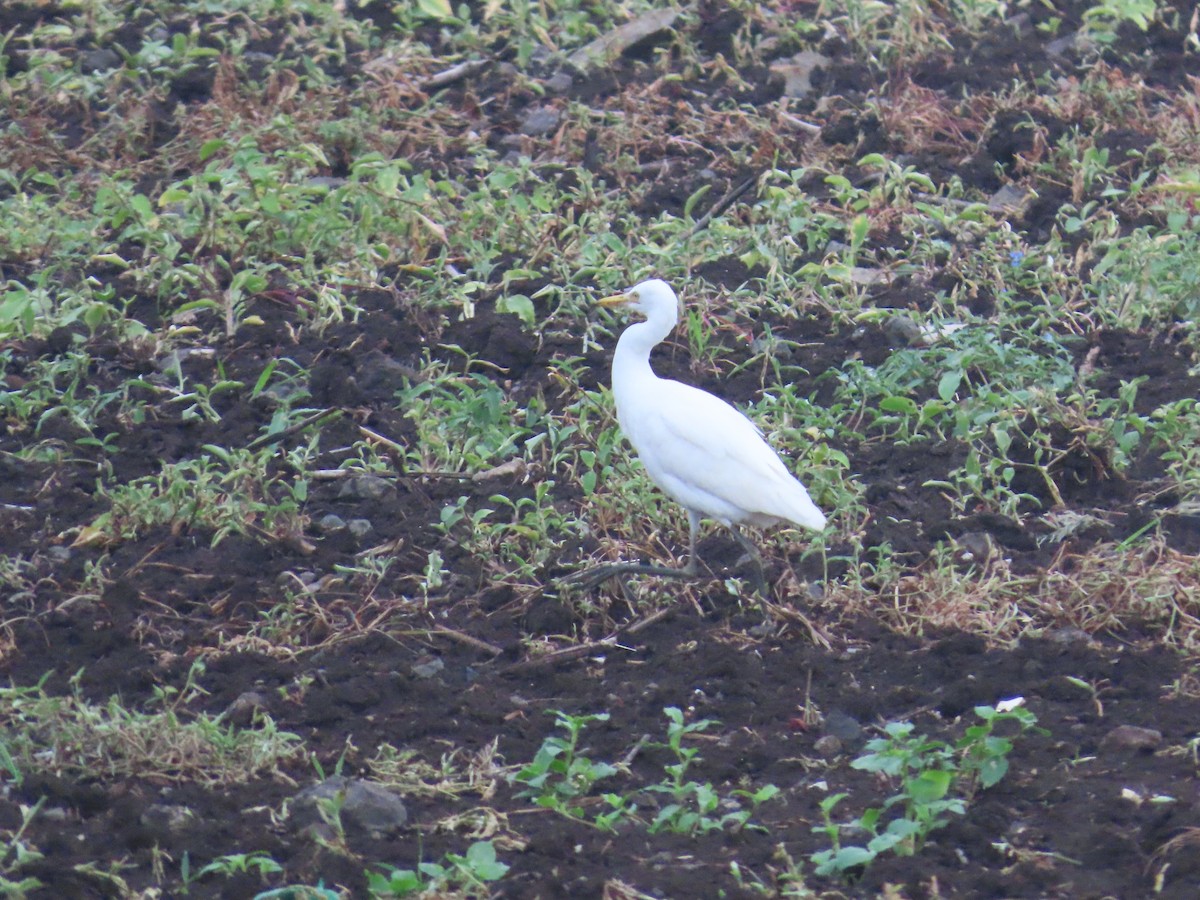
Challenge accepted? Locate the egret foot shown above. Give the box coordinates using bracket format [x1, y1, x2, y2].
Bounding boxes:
[565, 561, 709, 594]
[728, 526, 771, 599]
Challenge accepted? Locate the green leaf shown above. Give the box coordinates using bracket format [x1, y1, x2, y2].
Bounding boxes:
[129, 194, 154, 221]
[867, 830, 905, 854]
[938, 370, 962, 402]
[992, 424, 1012, 456]
[683, 184, 712, 220]
[465, 841, 509, 880]
[251, 359, 277, 399]
[158, 188, 190, 205]
[415, 0, 456, 22]
[978, 755, 1009, 788]
[879, 395, 918, 415]
[199, 139, 228, 161]
[849, 212, 870, 246]
[832, 846, 875, 870]
[497, 294, 536, 326]
[883, 818, 923, 840]
[907, 768, 953, 803]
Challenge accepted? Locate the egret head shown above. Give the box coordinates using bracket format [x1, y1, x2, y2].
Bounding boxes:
[598, 278, 678, 318]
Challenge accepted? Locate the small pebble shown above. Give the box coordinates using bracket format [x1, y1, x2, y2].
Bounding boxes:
[292, 776, 408, 836]
[224, 691, 268, 727]
[814, 734, 843, 758]
[338, 474, 393, 501]
[81, 48, 121, 73]
[544, 70, 573, 93]
[1100, 725, 1162, 753]
[317, 514, 348, 534]
[520, 106, 561, 137]
[347, 518, 373, 539]
[823, 710, 863, 743]
[411, 656, 445, 679]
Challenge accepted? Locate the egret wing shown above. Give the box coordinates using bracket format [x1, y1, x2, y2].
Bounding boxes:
[626, 379, 819, 526]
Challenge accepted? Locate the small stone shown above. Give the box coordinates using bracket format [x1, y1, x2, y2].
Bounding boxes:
[884, 316, 923, 347]
[317, 514, 348, 534]
[566, 9, 679, 71]
[81, 48, 122, 73]
[241, 50, 275, 73]
[823, 710, 863, 743]
[1046, 31, 1085, 59]
[848, 266, 885, 286]
[987, 183, 1035, 214]
[224, 691, 268, 727]
[955, 532, 994, 564]
[411, 656, 445, 679]
[814, 735, 844, 758]
[46, 546, 73, 565]
[1045, 627, 1094, 646]
[1100, 725, 1162, 753]
[141, 804, 196, 835]
[347, 518, 373, 539]
[747, 621, 774, 639]
[520, 106, 561, 137]
[292, 776, 407, 836]
[155, 347, 216, 373]
[356, 350, 414, 396]
[545, 70, 573, 93]
[338, 474, 393, 501]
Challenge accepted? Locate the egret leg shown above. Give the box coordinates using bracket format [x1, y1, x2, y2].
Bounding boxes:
[681, 509, 702, 575]
[567, 508, 708, 592]
[565, 560, 704, 593]
[727, 526, 770, 598]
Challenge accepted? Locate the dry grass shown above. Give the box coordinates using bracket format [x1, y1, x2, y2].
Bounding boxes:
[834, 537, 1200, 650]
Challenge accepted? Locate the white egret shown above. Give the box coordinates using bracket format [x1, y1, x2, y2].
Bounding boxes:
[578, 278, 826, 595]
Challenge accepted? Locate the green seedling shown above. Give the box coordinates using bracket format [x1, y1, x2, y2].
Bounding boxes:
[1082, 0, 1158, 45]
[633, 707, 778, 835]
[368, 840, 509, 898]
[510, 710, 619, 820]
[812, 701, 1042, 878]
[0, 797, 45, 896]
[0, 669, 303, 786]
[195, 852, 283, 881]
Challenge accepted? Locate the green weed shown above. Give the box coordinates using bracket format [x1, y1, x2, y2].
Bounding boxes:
[512, 708, 780, 836]
[511, 711, 619, 821]
[84, 445, 308, 548]
[368, 839, 509, 898]
[0, 665, 304, 785]
[812, 701, 1043, 877]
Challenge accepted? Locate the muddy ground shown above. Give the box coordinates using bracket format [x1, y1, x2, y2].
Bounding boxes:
[2, 1, 1200, 898]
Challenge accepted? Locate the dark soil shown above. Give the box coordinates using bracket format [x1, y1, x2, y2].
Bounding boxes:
[2, 2, 1200, 898]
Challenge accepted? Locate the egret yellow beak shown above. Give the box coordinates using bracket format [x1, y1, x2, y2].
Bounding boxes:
[598, 292, 634, 308]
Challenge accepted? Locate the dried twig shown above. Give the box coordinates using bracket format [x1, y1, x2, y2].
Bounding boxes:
[419, 58, 491, 92]
[428, 626, 504, 656]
